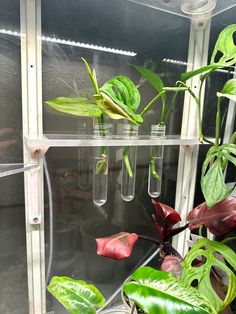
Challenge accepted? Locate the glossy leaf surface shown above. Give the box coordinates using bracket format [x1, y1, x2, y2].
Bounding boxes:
[96, 232, 138, 260]
[201, 158, 231, 208]
[46, 97, 102, 117]
[187, 197, 236, 235]
[201, 144, 236, 207]
[100, 76, 142, 123]
[217, 78, 236, 102]
[211, 24, 236, 66]
[152, 199, 181, 225]
[124, 266, 216, 314]
[133, 64, 166, 103]
[47, 276, 105, 314]
[181, 238, 236, 312]
[94, 93, 135, 121]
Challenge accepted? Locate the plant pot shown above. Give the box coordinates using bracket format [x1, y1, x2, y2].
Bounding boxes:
[53, 219, 79, 276]
[80, 219, 120, 283]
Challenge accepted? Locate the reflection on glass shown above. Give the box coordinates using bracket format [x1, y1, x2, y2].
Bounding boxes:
[121, 124, 138, 202]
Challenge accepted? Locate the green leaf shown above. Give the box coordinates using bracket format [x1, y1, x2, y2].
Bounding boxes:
[217, 78, 236, 102]
[211, 24, 236, 66]
[47, 276, 105, 314]
[220, 143, 236, 155]
[124, 266, 216, 314]
[132, 64, 166, 103]
[94, 93, 143, 124]
[180, 64, 224, 82]
[46, 97, 102, 117]
[100, 76, 141, 112]
[181, 238, 236, 312]
[201, 157, 232, 208]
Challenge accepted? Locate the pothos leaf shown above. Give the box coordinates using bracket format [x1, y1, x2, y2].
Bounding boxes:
[211, 24, 236, 66]
[96, 232, 139, 260]
[46, 97, 102, 117]
[217, 78, 236, 102]
[181, 238, 236, 313]
[180, 64, 224, 82]
[132, 64, 166, 104]
[124, 266, 216, 314]
[47, 276, 105, 314]
[100, 76, 141, 112]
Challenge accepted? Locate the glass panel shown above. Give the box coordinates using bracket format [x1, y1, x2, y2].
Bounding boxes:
[41, 1, 235, 313]
[0, 1, 29, 313]
[42, 1, 189, 312]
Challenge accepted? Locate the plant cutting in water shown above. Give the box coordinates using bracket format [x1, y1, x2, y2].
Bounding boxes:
[47, 197, 236, 313]
[131, 62, 187, 197]
[46, 58, 142, 204]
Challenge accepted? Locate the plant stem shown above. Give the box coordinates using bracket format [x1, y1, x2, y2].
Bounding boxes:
[149, 146, 161, 180]
[130, 304, 136, 314]
[222, 131, 236, 171]
[138, 234, 160, 245]
[82, 58, 109, 175]
[163, 91, 178, 125]
[198, 225, 203, 237]
[215, 97, 221, 147]
[123, 146, 133, 178]
[140, 91, 165, 117]
[221, 236, 236, 244]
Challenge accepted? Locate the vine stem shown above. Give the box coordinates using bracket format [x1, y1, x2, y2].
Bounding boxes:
[123, 146, 133, 178]
[221, 236, 236, 244]
[215, 97, 221, 147]
[140, 91, 165, 117]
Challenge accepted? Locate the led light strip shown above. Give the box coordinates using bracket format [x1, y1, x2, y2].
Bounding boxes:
[162, 58, 190, 66]
[162, 57, 235, 75]
[41, 35, 137, 56]
[0, 28, 137, 57]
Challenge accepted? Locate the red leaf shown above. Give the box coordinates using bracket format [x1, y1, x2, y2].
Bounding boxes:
[152, 199, 181, 225]
[96, 232, 139, 260]
[188, 197, 236, 235]
[161, 255, 183, 278]
[152, 214, 164, 243]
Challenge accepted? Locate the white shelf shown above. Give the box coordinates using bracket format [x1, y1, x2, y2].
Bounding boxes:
[25, 134, 201, 148]
[0, 163, 39, 178]
[126, 0, 236, 18]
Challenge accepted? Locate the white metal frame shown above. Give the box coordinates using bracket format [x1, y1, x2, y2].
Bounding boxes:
[173, 15, 212, 256]
[20, 0, 46, 313]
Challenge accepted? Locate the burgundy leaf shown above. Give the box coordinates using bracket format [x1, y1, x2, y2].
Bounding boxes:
[188, 197, 236, 235]
[152, 213, 164, 243]
[161, 255, 183, 278]
[165, 223, 189, 241]
[96, 232, 139, 260]
[152, 199, 181, 225]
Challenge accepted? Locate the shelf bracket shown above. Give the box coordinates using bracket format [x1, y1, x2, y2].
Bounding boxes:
[29, 146, 49, 159]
